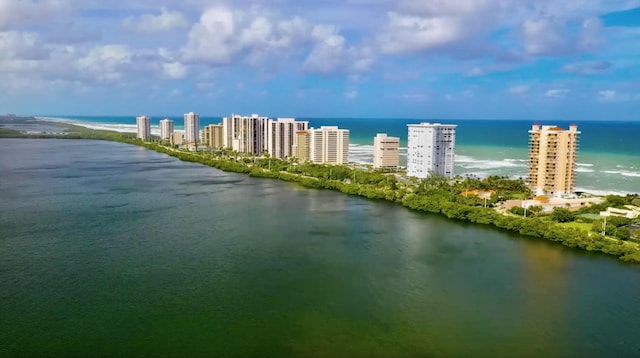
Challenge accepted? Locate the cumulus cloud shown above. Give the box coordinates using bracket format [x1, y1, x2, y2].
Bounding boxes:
[0, 0, 70, 31]
[122, 7, 188, 33]
[76, 45, 133, 82]
[162, 62, 188, 79]
[180, 6, 370, 74]
[521, 16, 604, 56]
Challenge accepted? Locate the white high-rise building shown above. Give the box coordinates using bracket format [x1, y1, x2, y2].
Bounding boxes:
[266, 118, 309, 159]
[222, 114, 269, 155]
[407, 123, 457, 178]
[136, 115, 151, 140]
[373, 133, 400, 169]
[159, 118, 174, 140]
[184, 112, 200, 144]
[309, 126, 349, 164]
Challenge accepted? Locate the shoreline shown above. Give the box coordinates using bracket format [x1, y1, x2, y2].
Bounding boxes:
[34, 116, 639, 197]
[1, 123, 639, 264]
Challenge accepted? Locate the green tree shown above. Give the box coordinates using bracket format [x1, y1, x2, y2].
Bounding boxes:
[551, 207, 575, 223]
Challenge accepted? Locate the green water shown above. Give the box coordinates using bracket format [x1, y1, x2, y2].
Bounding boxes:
[1, 139, 639, 357]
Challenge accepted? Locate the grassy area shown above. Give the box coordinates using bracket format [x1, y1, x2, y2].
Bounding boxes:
[557, 221, 593, 232]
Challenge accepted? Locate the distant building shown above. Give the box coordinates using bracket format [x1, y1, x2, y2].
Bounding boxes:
[204, 124, 224, 148]
[222, 114, 269, 155]
[159, 118, 174, 140]
[528, 124, 579, 197]
[170, 131, 184, 146]
[407, 123, 457, 179]
[373, 133, 400, 169]
[293, 131, 310, 162]
[184, 112, 200, 144]
[308, 126, 349, 165]
[136, 115, 151, 140]
[266, 118, 309, 159]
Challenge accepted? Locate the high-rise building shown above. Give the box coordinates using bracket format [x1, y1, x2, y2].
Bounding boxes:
[293, 131, 310, 162]
[184, 112, 199, 144]
[136, 115, 151, 140]
[170, 131, 184, 146]
[373, 133, 400, 169]
[407, 123, 457, 178]
[266, 118, 309, 159]
[528, 124, 580, 197]
[222, 114, 269, 155]
[160, 118, 174, 140]
[309, 126, 349, 164]
[204, 124, 224, 148]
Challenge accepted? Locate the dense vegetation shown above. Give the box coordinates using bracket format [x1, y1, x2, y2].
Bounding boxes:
[3, 121, 640, 264]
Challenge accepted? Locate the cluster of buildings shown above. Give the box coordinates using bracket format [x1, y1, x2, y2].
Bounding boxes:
[137, 113, 585, 199]
[136, 113, 350, 165]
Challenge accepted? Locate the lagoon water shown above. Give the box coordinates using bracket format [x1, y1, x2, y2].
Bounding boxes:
[1, 139, 640, 357]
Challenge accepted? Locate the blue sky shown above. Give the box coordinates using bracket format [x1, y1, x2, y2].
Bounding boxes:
[1, 0, 639, 120]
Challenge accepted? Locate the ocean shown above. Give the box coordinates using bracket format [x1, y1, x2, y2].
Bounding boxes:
[39, 115, 640, 195]
[2, 138, 640, 357]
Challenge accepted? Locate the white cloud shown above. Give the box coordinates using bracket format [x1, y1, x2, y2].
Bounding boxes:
[0, 0, 70, 31]
[303, 25, 348, 73]
[508, 85, 529, 94]
[378, 12, 462, 55]
[0, 31, 49, 60]
[563, 60, 611, 74]
[122, 7, 188, 33]
[76, 45, 133, 82]
[545, 89, 570, 98]
[162, 62, 188, 79]
[598, 90, 616, 101]
[344, 89, 358, 99]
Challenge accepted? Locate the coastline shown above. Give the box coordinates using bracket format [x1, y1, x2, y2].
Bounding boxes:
[2, 121, 639, 264]
[33, 116, 640, 196]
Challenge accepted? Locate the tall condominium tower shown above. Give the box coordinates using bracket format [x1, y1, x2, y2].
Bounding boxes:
[184, 112, 200, 144]
[136, 115, 151, 140]
[309, 126, 349, 165]
[222, 114, 269, 155]
[293, 131, 310, 162]
[204, 124, 224, 148]
[528, 124, 580, 197]
[407, 123, 457, 179]
[373, 133, 400, 169]
[159, 118, 174, 140]
[266, 118, 309, 159]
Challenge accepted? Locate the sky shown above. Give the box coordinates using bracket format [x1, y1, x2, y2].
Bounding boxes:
[1, 0, 639, 120]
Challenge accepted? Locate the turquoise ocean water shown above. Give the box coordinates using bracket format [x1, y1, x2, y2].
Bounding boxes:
[39, 115, 639, 195]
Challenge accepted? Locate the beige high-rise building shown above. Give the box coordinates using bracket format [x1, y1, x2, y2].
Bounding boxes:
[184, 112, 199, 144]
[266, 118, 309, 159]
[528, 124, 580, 197]
[170, 131, 184, 146]
[136, 115, 151, 140]
[293, 131, 310, 162]
[204, 124, 224, 148]
[222, 114, 269, 155]
[373, 133, 400, 169]
[160, 118, 174, 140]
[309, 126, 349, 165]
